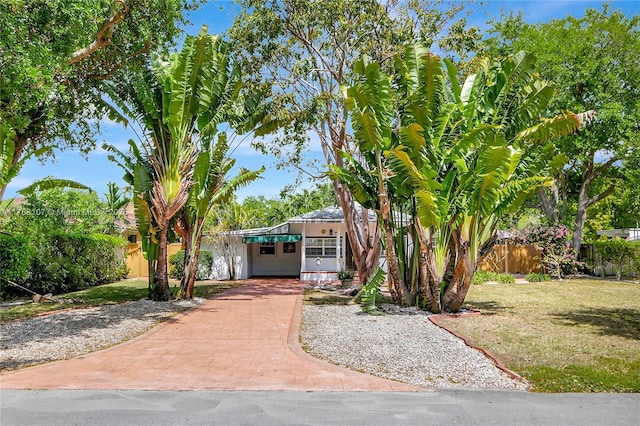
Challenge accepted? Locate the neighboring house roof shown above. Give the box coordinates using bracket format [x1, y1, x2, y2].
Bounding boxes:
[596, 228, 640, 241]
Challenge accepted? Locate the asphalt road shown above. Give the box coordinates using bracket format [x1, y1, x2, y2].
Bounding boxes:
[1, 389, 639, 425]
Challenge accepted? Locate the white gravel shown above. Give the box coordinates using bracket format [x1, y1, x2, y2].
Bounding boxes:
[0, 299, 204, 371]
[300, 304, 528, 390]
[2, 297, 527, 391]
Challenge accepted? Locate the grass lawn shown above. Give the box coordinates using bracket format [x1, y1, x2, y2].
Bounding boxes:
[436, 279, 640, 393]
[0, 279, 239, 322]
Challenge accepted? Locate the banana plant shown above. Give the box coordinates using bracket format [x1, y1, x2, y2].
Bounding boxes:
[103, 27, 235, 300]
[178, 132, 264, 298]
[337, 45, 591, 312]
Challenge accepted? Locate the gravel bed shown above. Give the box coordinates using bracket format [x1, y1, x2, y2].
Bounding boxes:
[0, 298, 204, 371]
[300, 304, 528, 390]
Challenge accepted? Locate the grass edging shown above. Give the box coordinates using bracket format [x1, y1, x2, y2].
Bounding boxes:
[429, 311, 526, 384]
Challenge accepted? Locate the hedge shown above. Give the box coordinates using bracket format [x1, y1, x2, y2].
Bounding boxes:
[27, 233, 128, 295]
[0, 234, 30, 289]
[169, 250, 213, 281]
[590, 240, 640, 278]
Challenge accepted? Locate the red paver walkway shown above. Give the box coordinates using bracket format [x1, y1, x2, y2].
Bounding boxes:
[0, 279, 420, 391]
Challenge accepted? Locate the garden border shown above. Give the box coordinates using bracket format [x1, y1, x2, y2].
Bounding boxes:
[428, 310, 525, 383]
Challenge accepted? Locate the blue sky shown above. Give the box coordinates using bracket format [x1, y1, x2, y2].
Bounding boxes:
[6, 1, 639, 201]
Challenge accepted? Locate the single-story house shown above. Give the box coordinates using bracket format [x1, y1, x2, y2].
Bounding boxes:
[202, 206, 385, 281]
[596, 228, 640, 241]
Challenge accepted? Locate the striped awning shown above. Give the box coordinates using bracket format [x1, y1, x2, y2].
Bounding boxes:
[242, 234, 302, 243]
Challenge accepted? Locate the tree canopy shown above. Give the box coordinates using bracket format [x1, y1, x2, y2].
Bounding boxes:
[228, 0, 482, 283]
[332, 45, 588, 311]
[485, 5, 640, 249]
[0, 0, 196, 199]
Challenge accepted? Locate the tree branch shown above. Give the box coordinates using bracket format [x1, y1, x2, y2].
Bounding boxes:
[89, 42, 150, 80]
[68, 0, 129, 65]
[592, 155, 619, 181]
[587, 184, 616, 207]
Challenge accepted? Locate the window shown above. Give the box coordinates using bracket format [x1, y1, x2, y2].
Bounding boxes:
[306, 238, 336, 257]
[127, 234, 137, 244]
[259, 242, 276, 255]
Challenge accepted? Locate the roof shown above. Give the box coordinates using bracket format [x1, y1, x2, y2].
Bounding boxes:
[596, 228, 640, 241]
[227, 222, 291, 237]
[288, 205, 378, 223]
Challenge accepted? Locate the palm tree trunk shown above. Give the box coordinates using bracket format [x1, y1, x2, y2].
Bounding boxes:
[414, 219, 441, 313]
[379, 192, 413, 306]
[442, 232, 473, 312]
[180, 218, 205, 299]
[152, 226, 172, 301]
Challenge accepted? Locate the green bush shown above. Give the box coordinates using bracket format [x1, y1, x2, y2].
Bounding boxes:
[496, 273, 515, 284]
[0, 234, 30, 297]
[472, 271, 515, 284]
[0, 234, 29, 282]
[472, 270, 498, 284]
[590, 240, 640, 279]
[27, 233, 127, 295]
[169, 250, 214, 281]
[526, 273, 550, 282]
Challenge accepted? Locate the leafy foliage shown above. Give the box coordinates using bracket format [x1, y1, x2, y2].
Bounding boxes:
[169, 250, 213, 281]
[21, 233, 127, 296]
[228, 0, 483, 285]
[0, 234, 30, 289]
[486, 5, 640, 250]
[1, 188, 114, 235]
[526, 273, 550, 282]
[511, 225, 581, 279]
[360, 266, 385, 315]
[336, 45, 585, 312]
[337, 268, 356, 281]
[0, 0, 194, 198]
[472, 271, 515, 284]
[590, 240, 640, 279]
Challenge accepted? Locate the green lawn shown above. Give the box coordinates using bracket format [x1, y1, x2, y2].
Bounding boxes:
[437, 279, 640, 393]
[0, 279, 239, 322]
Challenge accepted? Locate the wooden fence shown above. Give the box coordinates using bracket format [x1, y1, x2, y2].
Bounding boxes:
[477, 243, 542, 274]
[126, 242, 182, 278]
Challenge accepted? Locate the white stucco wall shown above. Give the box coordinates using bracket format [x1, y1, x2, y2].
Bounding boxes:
[201, 236, 248, 280]
[249, 241, 301, 276]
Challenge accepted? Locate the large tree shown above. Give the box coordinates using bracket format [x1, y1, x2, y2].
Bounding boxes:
[228, 0, 482, 284]
[333, 46, 590, 312]
[106, 27, 263, 300]
[485, 6, 640, 251]
[0, 0, 195, 200]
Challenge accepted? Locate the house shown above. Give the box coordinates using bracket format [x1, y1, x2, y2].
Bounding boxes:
[202, 206, 384, 281]
[596, 228, 640, 241]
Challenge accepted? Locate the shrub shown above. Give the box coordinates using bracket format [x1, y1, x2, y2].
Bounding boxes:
[496, 273, 515, 284]
[0, 234, 29, 282]
[472, 270, 498, 284]
[0, 234, 30, 297]
[337, 268, 355, 281]
[526, 273, 550, 282]
[27, 233, 127, 295]
[590, 240, 640, 279]
[169, 250, 214, 281]
[511, 225, 581, 279]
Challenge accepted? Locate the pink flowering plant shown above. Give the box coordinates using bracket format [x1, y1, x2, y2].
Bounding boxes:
[511, 225, 582, 280]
